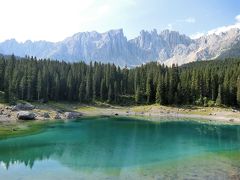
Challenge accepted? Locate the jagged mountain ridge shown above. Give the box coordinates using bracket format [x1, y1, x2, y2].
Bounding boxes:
[0, 28, 240, 66]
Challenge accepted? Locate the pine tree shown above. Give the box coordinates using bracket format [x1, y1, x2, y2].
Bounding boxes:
[216, 85, 222, 106]
[135, 86, 141, 103]
[54, 73, 60, 100]
[0, 55, 239, 107]
[67, 70, 74, 101]
[100, 79, 106, 101]
[85, 70, 92, 101]
[0, 58, 5, 91]
[114, 81, 118, 103]
[237, 76, 240, 106]
[42, 66, 49, 101]
[37, 70, 42, 100]
[155, 81, 161, 104]
[79, 80, 85, 103]
[146, 74, 152, 104]
[108, 84, 113, 102]
[19, 75, 27, 100]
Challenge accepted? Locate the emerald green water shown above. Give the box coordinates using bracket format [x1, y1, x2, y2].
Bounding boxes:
[0, 117, 240, 179]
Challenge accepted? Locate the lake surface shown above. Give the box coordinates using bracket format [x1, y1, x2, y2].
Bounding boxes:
[0, 117, 240, 179]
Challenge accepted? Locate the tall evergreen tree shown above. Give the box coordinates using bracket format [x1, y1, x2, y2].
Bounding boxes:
[100, 79, 106, 101]
[216, 85, 223, 106]
[0, 55, 239, 107]
[79, 80, 85, 103]
[135, 86, 141, 103]
[85, 70, 92, 101]
[146, 74, 152, 104]
[0, 58, 5, 91]
[37, 70, 42, 100]
[155, 80, 161, 104]
[108, 84, 113, 102]
[114, 81, 118, 103]
[237, 76, 240, 106]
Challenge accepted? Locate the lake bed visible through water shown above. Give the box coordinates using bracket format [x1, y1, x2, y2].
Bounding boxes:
[0, 117, 240, 179]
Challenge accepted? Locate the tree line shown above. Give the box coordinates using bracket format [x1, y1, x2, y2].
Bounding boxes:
[0, 55, 240, 107]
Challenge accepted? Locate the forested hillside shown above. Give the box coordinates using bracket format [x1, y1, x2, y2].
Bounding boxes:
[0, 55, 240, 107]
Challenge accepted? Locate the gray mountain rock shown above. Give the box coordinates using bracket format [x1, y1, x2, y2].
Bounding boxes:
[0, 28, 240, 66]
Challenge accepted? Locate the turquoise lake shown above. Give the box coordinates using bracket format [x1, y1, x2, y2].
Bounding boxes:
[0, 117, 240, 179]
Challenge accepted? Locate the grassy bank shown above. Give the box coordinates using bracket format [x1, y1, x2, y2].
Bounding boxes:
[0, 101, 240, 140]
[0, 120, 55, 140]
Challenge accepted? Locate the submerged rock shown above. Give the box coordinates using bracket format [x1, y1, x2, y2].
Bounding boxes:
[64, 112, 82, 119]
[17, 111, 36, 120]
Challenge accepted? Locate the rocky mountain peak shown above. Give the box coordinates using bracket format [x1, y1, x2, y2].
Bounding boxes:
[0, 27, 240, 66]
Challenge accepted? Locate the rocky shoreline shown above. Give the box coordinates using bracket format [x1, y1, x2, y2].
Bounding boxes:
[0, 103, 83, 122]
[0, 102, 240, 125]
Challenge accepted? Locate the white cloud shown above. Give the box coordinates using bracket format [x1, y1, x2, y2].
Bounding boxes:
[207, 23, 240, 35]
[0, 0, 136, 42]
[190, 32, 205, 39]
[190, 14, 240, 38]
[207, 15, 240, 35]
[178, 17, 196, 24]
[235, 14, 240, 22]
[167, 24, 173, 30]
[184, 17, 196, 23]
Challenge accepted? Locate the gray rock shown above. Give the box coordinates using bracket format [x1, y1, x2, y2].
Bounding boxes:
[12, 103, 35, 111]
[54, 113, 62, 120]
[64, 112, 82, 119]
[1, 28, 240, 66]
[17, 111, 35, 120]
[229, 119, 234, 122]
[5, 106, 11, 110]
[43, 112, 50, 118]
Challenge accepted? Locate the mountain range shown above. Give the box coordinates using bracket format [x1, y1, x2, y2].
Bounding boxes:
[0, 28, 240, 66]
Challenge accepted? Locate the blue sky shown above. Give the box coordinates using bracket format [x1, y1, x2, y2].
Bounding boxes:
[124, 0, 240, 38]
[0, 0, 239, 42]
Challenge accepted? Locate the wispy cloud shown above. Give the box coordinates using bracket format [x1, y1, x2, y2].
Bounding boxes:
[178, 17, 196, 24]
[235, 14, 240, 22]
[207, 14, 240, 35]
[184, 17, 196, 23]
[190, 14, 240, 39]
[0, 0, 137, 42]
[190, 32, 204, 39]
[167, 24, 173, 30]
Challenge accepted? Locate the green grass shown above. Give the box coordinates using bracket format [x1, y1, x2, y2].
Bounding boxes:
[0, 121, 54, 140]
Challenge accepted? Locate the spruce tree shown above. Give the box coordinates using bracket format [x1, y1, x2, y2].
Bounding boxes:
[155, 81, 161, 104]
[216, 85, 222, 106]
[79, 80, 85, 103]
[0, 58, 5, 91]
[108, 84, 113, 102]
[114, 81, 118, 103]
[237, 76, 240, 106]
[37, 70, 42, 100]
[100, 79, 106, 101]
[85, 70, 92, 101]
[146, 74, 152, 104]
[135, 86, 141, 103]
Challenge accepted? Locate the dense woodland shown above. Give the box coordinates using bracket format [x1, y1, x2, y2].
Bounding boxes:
[0, 55, 240, 107]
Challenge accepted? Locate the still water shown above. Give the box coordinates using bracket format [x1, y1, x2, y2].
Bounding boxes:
[0, 117, 240, 179]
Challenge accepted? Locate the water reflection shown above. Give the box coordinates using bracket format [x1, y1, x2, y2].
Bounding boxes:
[0, 118, 240, 177]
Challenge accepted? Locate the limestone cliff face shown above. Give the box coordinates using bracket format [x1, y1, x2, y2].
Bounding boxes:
[0, 28, 240, 66]
[163, 28, 240, 65]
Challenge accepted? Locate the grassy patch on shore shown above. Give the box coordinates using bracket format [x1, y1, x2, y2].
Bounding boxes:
[0, 121, 52, 140]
